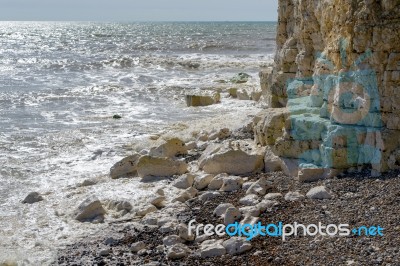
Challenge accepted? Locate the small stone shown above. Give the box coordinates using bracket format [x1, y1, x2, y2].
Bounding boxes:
[284, 191, 305, 201]
[200, 239, 226, 258]
[264, 193, 283, 200]
[178, 223, 195, 241]
[246, 177, 271, 196]
[256, 200, 279, 212]
[240, 215, 259, 225]
[224, 207, 241, 225]
[172, 174, 195, 189]
[208, 174, 227, 190]
[239, 206, 260, 217]
[112, 114, 122, 119]
[167, 243, 190, 259]
[99, 248, 111, 256]
[137, 205, 157, 217]
[213, 203, 234, 217]
[193, 174, 214, 190]
[163, 235, 183, 246]
[220, 176, 243, 192]
[149, 195, 166, 208]
[131, 241, 146, 253]
[22, 192, 44, 204]
[242, 182, 254, 190]
[223, 237, 252, 255]
[199, 191, 220, 201]
[73, 195, 106, 223]
[239, 194, 260, 206]
[306, 186, 333, 199]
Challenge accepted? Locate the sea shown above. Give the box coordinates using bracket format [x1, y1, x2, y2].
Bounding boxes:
[0, 21, 276, 264]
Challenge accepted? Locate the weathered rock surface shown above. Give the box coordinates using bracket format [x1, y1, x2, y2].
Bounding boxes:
[22, 192, 43, 204]
[166, 244, 190, 259]
[149, 138, 187, 158]
[284, 191, 305, 202]
[306, 186, 333, 200]
[136, 156, 188, 178]
[200, 239, 226, 258]
[185, 95, 217, 107]
[199, 140, 265, 175]
[255, 0, 400, 178]
[73, 195, 106, 223]
[109, 154, 140, 179]
[222, 237, 252, 255]
[172, 174, 195, 189]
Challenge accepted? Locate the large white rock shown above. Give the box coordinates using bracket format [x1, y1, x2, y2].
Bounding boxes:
[193, 174, 214, 190]
[222, 237, 252, 255]
[172, 174, 195, 189]
[109, 154, 140, 179]
[306, 186, 333, 199]
[200, 239, 226, 258]
[199, 140, 265, 175]
[136, 156, 188, 178]
[73, 195, 106, 223]
[172, 187, 198, 203]
[149, 138, 187, 158]
[220, 176, 243, 192]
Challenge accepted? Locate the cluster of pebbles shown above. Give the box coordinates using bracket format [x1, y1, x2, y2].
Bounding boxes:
[55, 168, 400, 265]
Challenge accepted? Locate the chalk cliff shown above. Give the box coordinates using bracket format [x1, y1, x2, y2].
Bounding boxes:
[256, 0, 400, 178]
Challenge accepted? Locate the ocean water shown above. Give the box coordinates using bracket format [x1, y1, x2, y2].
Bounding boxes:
[0, 21, 276, 263]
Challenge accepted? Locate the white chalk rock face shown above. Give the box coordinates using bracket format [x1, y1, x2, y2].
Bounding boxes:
[220, 176, 243, 192]
[172, 174, 195, 189]
[109, 154, 140, 179]
[73, 195, 106, 223]
[136, 156, 188, 178]
[199, 140, 265, 175]
[149, 138, 187, 158]
[306, 186, 333, 199]
[200, 239, 226, 258]
[222, 237, 252, 255]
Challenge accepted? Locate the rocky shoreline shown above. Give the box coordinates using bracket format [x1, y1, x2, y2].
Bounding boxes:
[51, 120, 400, 265]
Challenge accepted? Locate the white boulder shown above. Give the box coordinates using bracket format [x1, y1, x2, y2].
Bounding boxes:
[222, 237, 252, 255]
[109, 154, 140, 179]
[136, 156, 188, 178]
[306, 186, 333, 199]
